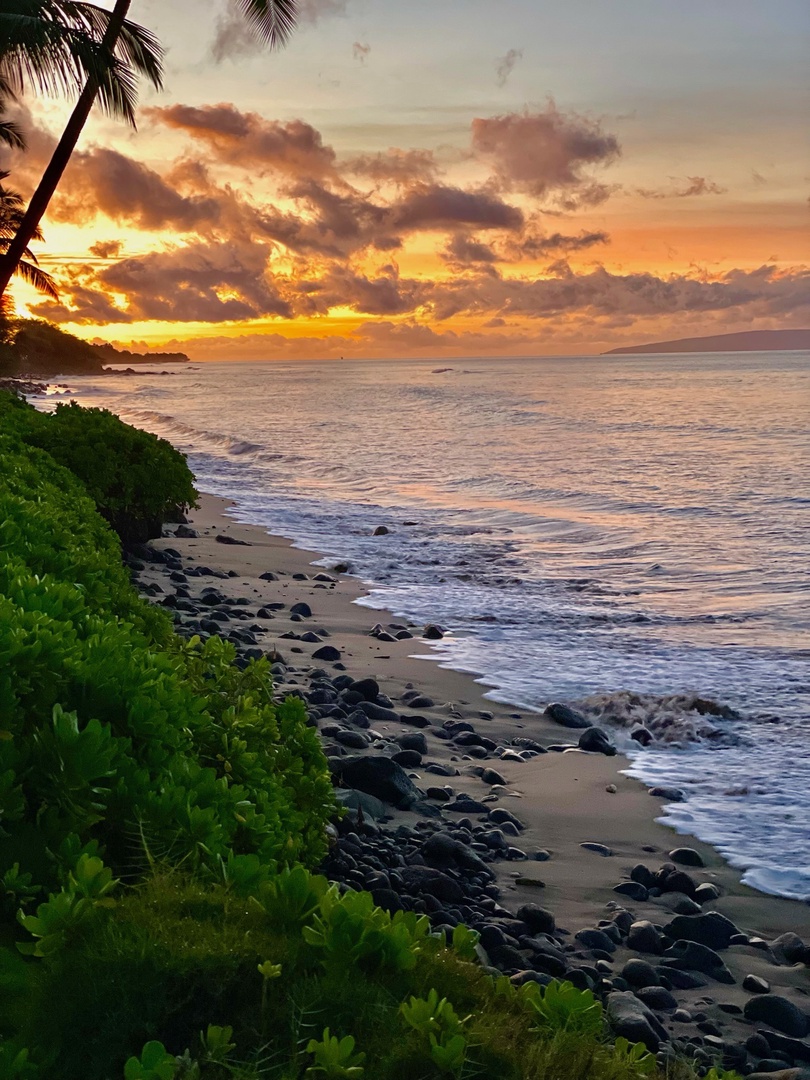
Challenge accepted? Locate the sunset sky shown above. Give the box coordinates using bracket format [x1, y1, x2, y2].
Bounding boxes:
[2, 0, 809, 359]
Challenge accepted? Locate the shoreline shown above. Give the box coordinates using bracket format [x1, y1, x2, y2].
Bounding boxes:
[189, 497, 810, 927]
[140, 494, 810, 929]
[128, 489, 810, 1065]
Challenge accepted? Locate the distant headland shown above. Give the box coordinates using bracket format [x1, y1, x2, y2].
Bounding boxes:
[0, 319, 190, 378]
[604, 329, 810, 355]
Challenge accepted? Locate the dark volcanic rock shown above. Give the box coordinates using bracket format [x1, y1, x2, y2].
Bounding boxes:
[544, 702, 591, 729]
[575, 928, 617, 954]
[614, 882, 649, 902]
[313, 645, 341, 662]
[578, 726, 617, 756]
[350, 678, 380, 702]
[621, 959, 660, 988]
[664, 911, 741, 951]
[606, 992, 668, 1051]
[626, 921, 663, 955]
[397, 731, 428, 754]
[662, 940, 735, 983]
[743, 974, 771, 995]
[215, 533, 251, 546]
[400, 865, 463, 904]
[290, 602, 312, 617]
[635, 986, 678, 1013]
[743, 995, 809, 1038]
[669, 847, 705, 867]
[517, 904, 556, 935]
[337, 756, 421, 810]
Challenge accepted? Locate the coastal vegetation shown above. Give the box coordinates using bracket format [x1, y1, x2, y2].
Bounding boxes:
[0, 318, 190, 377]
[0, 391, 741, 1079]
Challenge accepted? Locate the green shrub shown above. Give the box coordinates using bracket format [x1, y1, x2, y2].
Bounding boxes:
[0, 437, 335, 901]
[0, 391, 197, 544]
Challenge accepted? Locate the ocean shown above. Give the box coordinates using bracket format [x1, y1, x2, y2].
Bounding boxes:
[34, 350, 810, 902]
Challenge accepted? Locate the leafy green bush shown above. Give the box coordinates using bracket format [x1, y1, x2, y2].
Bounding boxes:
[0, 391, 197, 543]
[0, 436, 335, 904]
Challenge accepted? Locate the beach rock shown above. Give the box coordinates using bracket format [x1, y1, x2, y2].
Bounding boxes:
[544, 702, 591, 729]
[635, 986, 678, 1013]
[397, 732, 428, 754]
[614, 882, 649, 902]
[337, 756, 421, 810]
[578, 726, 617, 756]
[743, 995, 809, 1037]
[215, 534, 251, 546]
[348, 677, 379, 702]
[662, 940, 735, 983]
[426, 786, 452, 802]
[744, 975, 771, 995]
[357, 701, 399, 723]
[422, 832, 492, 877]
[771, 933, 809, 966]
[630, 726, 654, 746]
[606, 992, 668, 1051]
[481, 768, 508, 786]
[335, 788, 388, 820]
[669, 847, 705, 867]
[576, 928, 617, 954]
[621, 959, 660, 988]
[445, 795, 489, 814]
[630, 864, 657, 889]
[312, 645, 341, 662]
[290, 602, 312, 618]
[423, 624, 445, 640]
[392, 749, 422, 769]
[661, 968, 707, 990]
[372, 525, 390, 536]
[259, 571, 278, 580]
[488, 808, 525, 830]
[403, 694, 435, 709]
[658, 868, 698, 898]
[761, 1031, 810, 1065]
[580, 842, 613, 857]
[694, 882, 721, 904]
[516, 904, 556, 935]
[399, 866, 463, 904]
[649, 786, 685, 802]
[664, 912, 741, 951]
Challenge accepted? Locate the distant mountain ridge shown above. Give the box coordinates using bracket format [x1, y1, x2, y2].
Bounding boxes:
[604, 329, 810, 355]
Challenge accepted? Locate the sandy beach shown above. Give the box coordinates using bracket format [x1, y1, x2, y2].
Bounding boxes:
[134, 491, 809, 1052]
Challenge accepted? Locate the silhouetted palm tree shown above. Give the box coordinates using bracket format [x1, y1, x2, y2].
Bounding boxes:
[0, 0, 298, 299]
[0, 171, 57, 298]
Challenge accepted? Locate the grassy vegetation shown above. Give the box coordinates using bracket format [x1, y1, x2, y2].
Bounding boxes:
[0, 397, 737, 1079]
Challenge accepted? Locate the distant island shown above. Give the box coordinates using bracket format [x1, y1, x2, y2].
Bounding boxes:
[604, 329, 810, 355]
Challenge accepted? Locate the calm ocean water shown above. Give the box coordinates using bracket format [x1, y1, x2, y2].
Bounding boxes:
[36, 352, 810, 901]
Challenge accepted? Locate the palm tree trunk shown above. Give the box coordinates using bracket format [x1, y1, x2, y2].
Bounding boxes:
[0, 0, 132, 300]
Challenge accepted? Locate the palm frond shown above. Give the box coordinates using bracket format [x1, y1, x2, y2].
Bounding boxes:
[236, 0, 298, 49]
[10, 255, 59, 298]
[0, 118, 26, 149]
[0, 3, 164, 124]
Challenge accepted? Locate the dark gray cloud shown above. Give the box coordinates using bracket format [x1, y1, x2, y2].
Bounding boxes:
[147, 104, 338, 178]
[344, 147, 439, 186]
[390, 183, 523, 231]
[637, 176, 727, 199]
[472, 104, 620, 206]
[496, 48, 522, 87]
